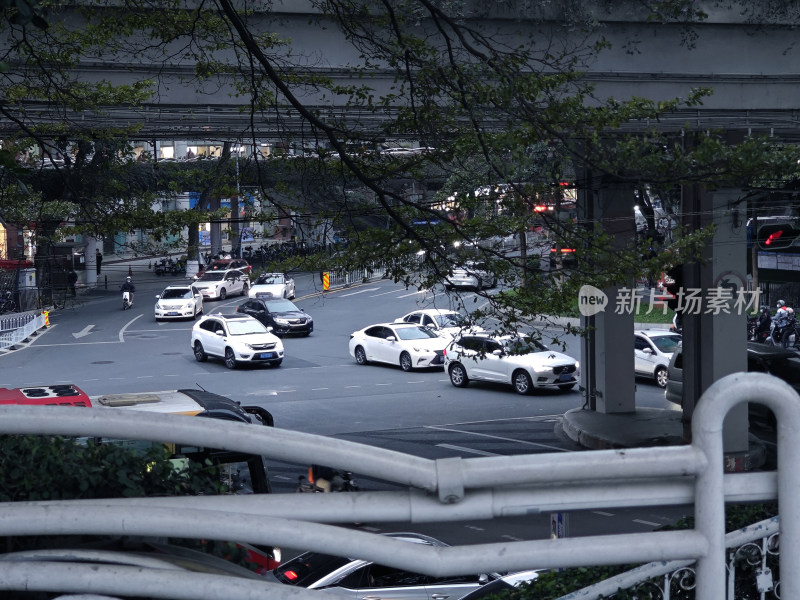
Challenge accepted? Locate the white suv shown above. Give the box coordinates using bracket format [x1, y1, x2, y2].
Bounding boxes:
[192, 269, 249, 300]
[191, 313, 284, 369]
[443, 261, 497, 291]
[445, 333, 579, 394]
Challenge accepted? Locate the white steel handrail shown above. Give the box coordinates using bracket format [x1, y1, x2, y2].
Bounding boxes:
[0, 371, 795, 599]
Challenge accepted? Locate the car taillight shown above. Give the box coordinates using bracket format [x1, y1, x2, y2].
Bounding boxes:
[283, 570, 299, 582]
[443, 348, 447, 356]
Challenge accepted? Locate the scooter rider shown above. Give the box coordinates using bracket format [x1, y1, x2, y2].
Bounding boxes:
[120, 276, 136, 305]
[774, 300, 793, 347]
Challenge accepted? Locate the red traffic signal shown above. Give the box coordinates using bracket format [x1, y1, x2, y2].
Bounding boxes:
[757, 224, 798, 250]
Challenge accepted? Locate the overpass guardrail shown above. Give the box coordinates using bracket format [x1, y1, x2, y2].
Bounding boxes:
[0, 372, 796, 598]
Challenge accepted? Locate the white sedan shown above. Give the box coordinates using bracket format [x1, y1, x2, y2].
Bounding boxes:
[349, 322, 448, 371]
[154, 285, 203, 320]
[445, 333, 579, 394]
[394, 308, 483, 339]
[249, 272, 296, 299]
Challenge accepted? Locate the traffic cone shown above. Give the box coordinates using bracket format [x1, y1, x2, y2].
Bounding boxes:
[43, 310, 50, 327]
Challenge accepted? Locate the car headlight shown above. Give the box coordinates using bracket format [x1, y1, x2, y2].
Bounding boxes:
[274, 318, 289, 324]
[183, 302, 194, 309]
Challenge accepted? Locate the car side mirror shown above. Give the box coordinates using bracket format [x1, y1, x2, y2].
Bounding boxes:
[155, 295, 161, 299]
[492, 349, 503, 356]
[386, 336, 397, 342]
[215, 330, 225, 337]
[642, 348, 653, 355]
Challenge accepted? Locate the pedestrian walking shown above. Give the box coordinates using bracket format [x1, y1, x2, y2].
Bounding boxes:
[96, 249, 103, 275]
[67, 270, 78, 296]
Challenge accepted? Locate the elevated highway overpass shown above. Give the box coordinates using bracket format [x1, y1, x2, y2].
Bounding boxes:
[2, 3, 800, 141]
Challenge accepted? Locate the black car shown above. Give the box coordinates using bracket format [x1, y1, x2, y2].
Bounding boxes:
[237, 296, 313, 336]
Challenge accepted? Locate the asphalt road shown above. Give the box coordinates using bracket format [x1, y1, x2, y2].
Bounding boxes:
[0, 271, 688, 545]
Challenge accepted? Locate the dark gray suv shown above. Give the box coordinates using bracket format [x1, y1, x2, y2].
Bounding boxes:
[665, 341, 800, 408]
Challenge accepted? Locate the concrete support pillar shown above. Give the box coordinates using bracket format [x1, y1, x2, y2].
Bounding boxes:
[85, 237, 98, 287]
[682, 187, 749, 454]
[580, 179, 637, 414]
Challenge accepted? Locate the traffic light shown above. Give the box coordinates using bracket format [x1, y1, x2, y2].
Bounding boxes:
[757, 224, 799, 250]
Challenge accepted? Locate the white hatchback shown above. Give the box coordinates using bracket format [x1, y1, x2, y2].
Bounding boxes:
[191, 313, 284, 369]
[154, 285, 203, 320]
[349, 322, 448, 371]
[445, 333, 579, 394]
[634, 329, 682, 387]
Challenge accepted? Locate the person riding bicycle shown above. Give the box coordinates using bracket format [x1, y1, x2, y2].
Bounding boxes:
[120, 276, 136, 304]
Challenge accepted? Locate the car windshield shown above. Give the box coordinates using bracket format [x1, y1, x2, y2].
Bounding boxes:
[394, 326, 440, 340]
[258, 274, 284, 284]
[652, 335, 682, 353]
[227, 320, 268, 335]
[434, 313, 469, 328]
[198, 272, 225, 281]
[501, 336, 548, 354]
[265, 299, 298, 312]
[161, 288, 193, 300]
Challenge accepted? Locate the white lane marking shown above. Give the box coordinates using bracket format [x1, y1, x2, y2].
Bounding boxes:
[437, 444, 499, 456]
[396, 290, 426, 298]
[464, 525, 485, 531]
[592, 511, 615, 517]
[407, 380, 425, 384]
[339, 288, 380, 297]
[633, 519, 662, 527]
[501, 535, 524, 541]
[311, 387, 329, 391]
[72, 325, 95, 339]
[369, 290, 401, 297]
[345, 385, 361, 389]
[119, 314, 143, 342]
[427, 424, 569, 452]
[375, 383, 393, 386]
[276, 390, 296, 393]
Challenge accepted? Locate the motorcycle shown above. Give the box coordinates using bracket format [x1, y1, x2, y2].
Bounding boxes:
[0, 290, 17, 314]
[122, 290, 133, 310]
[764, 312, 798, 348]
[154, 258, 168, 276]
[297, 465, 358, 493]
[748, 308, 772, 344]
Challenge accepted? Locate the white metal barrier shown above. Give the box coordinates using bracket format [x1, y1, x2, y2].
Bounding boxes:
[0, 312, 45, 351]
[0, 372, 795, 599]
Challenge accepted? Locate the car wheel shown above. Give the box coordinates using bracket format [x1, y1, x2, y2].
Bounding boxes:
[303, 331, 311, 337]
[449, 363, 469, 388]
[219, 288, 227, 300]
[290, 289, 296, 300]
[399, 351, 413, 372]
[655, 366, 669, 388]
[354, 346, 368, 365]
[193, 341, 207, 362]
[242, 283, 249, 297]
[512, 369, 534, 395]
[271, 359, 283, 368]
[224, 347, 237, 369]
[559, 383, 575, 392]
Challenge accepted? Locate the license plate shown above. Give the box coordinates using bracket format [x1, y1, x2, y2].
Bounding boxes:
[258, 352, 275, 359]
[559, 373, 572, 382]
[167, 312, 179, 316]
